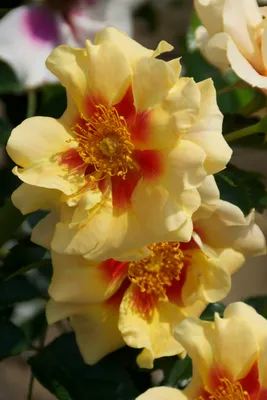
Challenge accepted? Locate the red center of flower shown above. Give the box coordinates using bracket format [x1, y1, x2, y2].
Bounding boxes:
[128, 242, 185, 300]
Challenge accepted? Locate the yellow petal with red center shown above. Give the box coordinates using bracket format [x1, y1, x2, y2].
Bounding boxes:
[213, 312, 258, 380]
[132, 57, 177, 112]
[181, 249, 231, 305]
[137, 387, 187, 400]
[193, 175, 220, 221]
[118, 286, 186, 369]
[46, 300, 125, 365]
[94, 27, 173, 67]
[85, 40, 132, 107]
[31, 211, 59, 249]
[195, 200, 267, 257]
[132, 180, 193, 242]
[46, 45, 87, 112]
[48, 252, 123, 304]
[11, 183, 61, 215]
[175, 318, 214, 384]
[7, 117, 85, 195]
[185, 79, 232, 175]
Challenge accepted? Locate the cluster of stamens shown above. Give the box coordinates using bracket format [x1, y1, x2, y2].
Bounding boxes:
[71, 104, 135, 179]
[196, 378, 250, 400]
[128, 242, 184, 299]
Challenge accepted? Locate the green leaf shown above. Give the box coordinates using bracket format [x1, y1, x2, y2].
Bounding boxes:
[0, 117, 13, 145]
[29, 333, 139, 400]
[164, 356, 192, 389]
[38, 85, 67, 119]
[244, 296, 267, 319]
[0, 241, 48, 281]
[215, 165, 267, 215]
[0, 198, 26, 248]
[0, 319, 27, 359]
[0, 60, 22, 94]
[0, 276, 42, 307]
[201, 303, 226, 322]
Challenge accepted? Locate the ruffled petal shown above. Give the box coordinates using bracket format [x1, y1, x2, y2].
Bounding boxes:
[224, 302, 267, 343]
[11, 183, 61, 215]
[193, 175, 220, 221]
[174, 317, 214, 383]
[195, 200, 267, 257]
[196, 29, 230, 71]
[227, 39, 267, 89]
[46, 300, 125, 364]
[85, 40, 132, 107]
[31, 211, 58, 249]
[162, 140, 207, 194]
[194, 0, 225, 36]
[213, 312, 258, 380]
[49, 252, 117, 303]
[46, 44, 87, 111]
[182, 249, 231, 304]
[132, 57, 178, 112]
[186, 79, 232, 175]
[94, 27, 173, 67]
[136, 387, 187, 400]
[132, 180, 193, 242]
[7, 117, 85, 195]
[119, 286, 185, 369]
[0, 6, 58, 88]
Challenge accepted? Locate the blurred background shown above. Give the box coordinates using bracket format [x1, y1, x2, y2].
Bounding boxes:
[0, 0, 266, 399]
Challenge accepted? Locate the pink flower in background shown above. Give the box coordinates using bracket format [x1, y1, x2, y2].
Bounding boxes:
[0, 0, 142, 88]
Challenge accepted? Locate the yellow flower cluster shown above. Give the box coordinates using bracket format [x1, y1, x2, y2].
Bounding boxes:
[6, 27, 266, 371]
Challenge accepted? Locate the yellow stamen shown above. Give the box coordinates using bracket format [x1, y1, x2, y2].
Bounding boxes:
[128, 242, 184, 299]
[196, 378, 250, 400]
[71, 104, 135, 179]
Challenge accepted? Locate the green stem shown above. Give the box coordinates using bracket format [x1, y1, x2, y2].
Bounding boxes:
[26, 90, 37, 118]
[217, 79, 247, 95]
[224, 120, 263, 143]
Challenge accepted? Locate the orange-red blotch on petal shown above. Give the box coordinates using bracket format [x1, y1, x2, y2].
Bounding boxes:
[129, 112, 151, 147]
[259, 388, 267, 400]
[111, 171, 140, 210]
[100, 258, 129, 284]
[60, 148, 85, 170]
[239, 362, 260, 400]
[131, 285, 158, 319]
[165, 266, 187, 306]
[114, 86, 135, 121]
[134, 150, 163, 181]
[105, 279, 130, 309]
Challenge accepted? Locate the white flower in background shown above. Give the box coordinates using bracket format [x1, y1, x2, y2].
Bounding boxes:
[0, 0, 143, 88]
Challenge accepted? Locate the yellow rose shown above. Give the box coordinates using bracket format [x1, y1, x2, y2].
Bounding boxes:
[137, 302, 267, 400]
[195, 0, 267, 90]
[8, 27, 231, 260]
[45, 178, 265, 369]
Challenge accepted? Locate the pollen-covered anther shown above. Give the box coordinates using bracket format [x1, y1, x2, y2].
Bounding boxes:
[128, 242, 184, 299]
[71, 104, 135, 179]
[196, 378, 250, 400]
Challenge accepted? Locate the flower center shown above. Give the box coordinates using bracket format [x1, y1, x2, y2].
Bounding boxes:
[196, 378, 250, 400]
[128, 242, 184, 299]
[72, 104, 135, 179]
